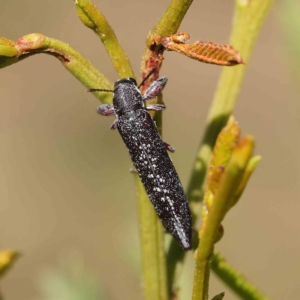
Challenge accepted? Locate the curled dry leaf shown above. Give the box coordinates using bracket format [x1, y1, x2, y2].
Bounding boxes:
[161, 32, 245, 66]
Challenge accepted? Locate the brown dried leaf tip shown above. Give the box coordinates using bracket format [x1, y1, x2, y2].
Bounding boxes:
[161, 32, 245, 66]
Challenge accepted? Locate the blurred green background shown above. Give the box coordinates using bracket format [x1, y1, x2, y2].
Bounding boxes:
[0, 0, 299, 299]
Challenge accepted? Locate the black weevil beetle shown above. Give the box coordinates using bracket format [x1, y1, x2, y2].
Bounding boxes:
[89, 74, 192, 250]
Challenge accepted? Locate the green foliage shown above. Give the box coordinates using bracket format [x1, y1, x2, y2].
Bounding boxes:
[0, 0, 275, 299]
[282, 0, 300, 92]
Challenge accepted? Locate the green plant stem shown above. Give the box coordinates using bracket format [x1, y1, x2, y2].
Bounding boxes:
[140, 0, 193, 82]
[145, 0, 193, 46]
[193, 259, 211, 300]
[167, 0, 273, 295]
[192, 137, 254, 300]
[211, 252, 270, 300]
[75, 0, 134, 78]
[0, 33, 113, 103]
[187, 0, 274, 211]
[134, 93, 167, 300]
[135, 176, 168, 300]
[282, 0, 300, 96]
[137, 2, 193, 300]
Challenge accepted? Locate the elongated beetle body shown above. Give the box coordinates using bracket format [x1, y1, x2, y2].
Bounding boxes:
[90, 76, 192, 250]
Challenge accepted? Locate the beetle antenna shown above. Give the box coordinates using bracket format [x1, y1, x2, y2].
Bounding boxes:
[87, 88, 114, 93]
[138, 68, 157, 89]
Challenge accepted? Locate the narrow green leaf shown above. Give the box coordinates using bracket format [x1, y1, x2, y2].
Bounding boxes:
[211, 252, 270, 300]
[0, 33, 113, 103]
[231, 155, 261, 209]
[75, 0, 134, 78]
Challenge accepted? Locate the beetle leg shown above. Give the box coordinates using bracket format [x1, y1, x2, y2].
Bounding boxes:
[129, 167, 138, 173]
[96, 104, 115, 116]
[110, 119, 118, 130]
[146, 104, 166, 111]
[164, 142, 175, 153]
[142, 77, 168, 101]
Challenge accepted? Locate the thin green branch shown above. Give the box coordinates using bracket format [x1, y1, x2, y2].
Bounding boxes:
[140, 0, 193, 82]
[137, 1, 193, 300]
[135, 176, 168, 300]
[166, 239, 185, 297]
[211, 252, 270, 300]
[145, 0, 193, 47]
[75, 0, 134, 78]
[188, 0, 274, 210]
[192, 135, 254, 300]
[167, 0, 273, 296]
[282, 0, 300, 96]
[134, 93, 167, 300]
[0, 33, 113, 104]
